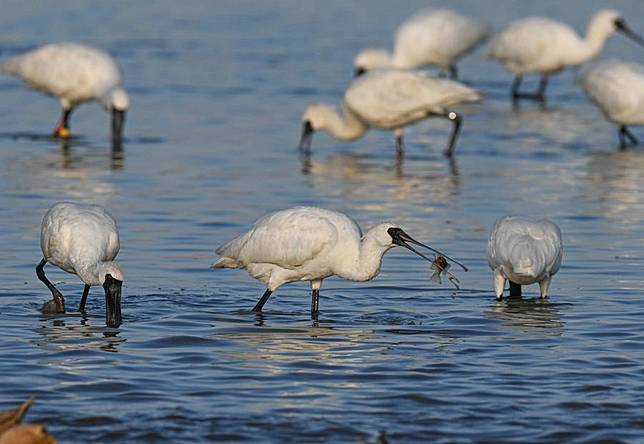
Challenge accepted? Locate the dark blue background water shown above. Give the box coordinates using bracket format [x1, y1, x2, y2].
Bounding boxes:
[1, 1, 643, 442]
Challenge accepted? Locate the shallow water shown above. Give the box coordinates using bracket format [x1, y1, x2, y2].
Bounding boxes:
[1, 1, 644, 442]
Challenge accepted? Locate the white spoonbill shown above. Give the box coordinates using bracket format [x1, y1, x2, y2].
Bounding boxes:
[37, 202, 123, 328]
[212, 206, 467, 317]
[486, 216, 562, 300]
[578, 59, 644, 148]
[487, 10, 644, 102]
[299, 69, 481, 157]
[354, 8, 491, 79]
[0, 42, 128, 142]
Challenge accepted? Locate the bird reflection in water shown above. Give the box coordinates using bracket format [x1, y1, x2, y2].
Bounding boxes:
[488, 295, 564, 333]
[34, 316, 126, 353]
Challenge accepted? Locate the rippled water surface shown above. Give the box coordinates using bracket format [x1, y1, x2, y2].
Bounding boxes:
[1, 1, 644, 442]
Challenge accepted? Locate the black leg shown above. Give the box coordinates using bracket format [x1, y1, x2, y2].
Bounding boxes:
[311, 289, 320, 319]
[448, 65, 458, 80]
[252, 289, 273, 312]
[395, 133, 404, 156]
[511, 75, 523, 100]
[536, 75, 548, 102]
[36, 258, 65, 312]
[509, 281, 521, 297]
[78, 284, 90, 312]
[442, 111, 462, 157]
[620, 126, 639, 148]
[62, 108, 72, 129]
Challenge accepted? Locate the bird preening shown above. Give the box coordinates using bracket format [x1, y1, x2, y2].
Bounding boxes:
[212, 206, 467, 318]
[0, 42, 128, 144]
[37, 202, 123, 328]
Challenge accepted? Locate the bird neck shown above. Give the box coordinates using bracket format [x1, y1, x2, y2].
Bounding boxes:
[579, 17, 615, 64]
[321, 105, 369, 141]
[336, 230, 392, 282]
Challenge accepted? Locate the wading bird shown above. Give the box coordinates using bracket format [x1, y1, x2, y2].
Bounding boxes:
[578, 59, 644, 148]
[0, 42, 128, 142]
[353, 8, 491, 79]
[299, 69, 481, 157]
[213, 207, 467, 317]
[487, 10, 644, 102]
[37, 202, 123, 328]
[486, 216, 562, 300]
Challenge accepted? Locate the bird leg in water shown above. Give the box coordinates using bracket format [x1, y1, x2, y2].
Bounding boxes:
[36, 259, 65, 313]
[53, 108, 72, 138]
[252, 289, 273, 312]
[442, 111, 462, 157]
[511, 75, 548, 102]
[311, 289, 320, 319]
[78, 284, 90, 312]
[509, 281, 522, 297]
[394, 128, 404, 156]
[619, 125, 639, 149]
[448, 65, 458, 80]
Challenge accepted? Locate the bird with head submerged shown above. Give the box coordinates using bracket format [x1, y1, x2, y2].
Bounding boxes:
[0, 42, 128, 142]
[354, 8, 491, 79]
[37, 202, 123, 328]
[299, 69, 481, 157]
[212, 206, 467, 317]
[578, 59, 644, 149]
[487, 9, 644, 102]
[486, 216, 562, 300]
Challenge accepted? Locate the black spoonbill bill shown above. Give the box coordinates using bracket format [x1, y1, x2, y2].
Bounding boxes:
[212, 206, 467, 317]
[37, 202, 123, 328]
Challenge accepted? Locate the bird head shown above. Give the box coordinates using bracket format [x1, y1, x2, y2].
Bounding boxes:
[378, 224, 468, 271]
[100, 262, 123, 328]
[592, 10, 644, 46]
[353, 49, 392, 77]
[299, 103, 337, 151]
[101, 87, 129, 143]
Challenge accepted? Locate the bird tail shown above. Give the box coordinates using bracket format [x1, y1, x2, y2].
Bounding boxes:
[211, 257, 240, 269]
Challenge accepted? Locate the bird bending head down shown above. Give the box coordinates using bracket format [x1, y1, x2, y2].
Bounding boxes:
[353, 49, 393, 76]
[101, 87, 129, 143]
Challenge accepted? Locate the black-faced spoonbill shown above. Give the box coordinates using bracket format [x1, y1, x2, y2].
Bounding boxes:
[354, 9, 491, 79]
[37, 202, 123, 328]
[486, 216, 562, 300]
[487, 10, 644, 102]
[0, 43, 128, 142]
[212, 206, 467, 317]
[299, 69, 481, 158]
[578, 59, 644, 148]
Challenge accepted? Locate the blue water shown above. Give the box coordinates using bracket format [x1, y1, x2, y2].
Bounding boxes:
[1, 1, 644, 442]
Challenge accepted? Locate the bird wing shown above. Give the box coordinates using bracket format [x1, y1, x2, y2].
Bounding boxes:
[345, 69, 480, 128]
[217, 208, 344, 269]
[578, 60, 644, 124]
[394, 9, 491, 68]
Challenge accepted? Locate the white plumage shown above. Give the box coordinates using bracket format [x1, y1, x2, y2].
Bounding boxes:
[578, 59, 644, 148]
[0, 42, 128, 141]
[354, 8, 491, 79]
[486, 216, 562, 300]
[487, 10, 644, 101]
[299, 69, 481, 157]
[37, 202, 123, 327]
[213, 206, 465, 316]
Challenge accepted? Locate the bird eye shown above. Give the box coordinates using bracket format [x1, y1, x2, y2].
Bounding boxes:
[614, 18, 626, 30]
